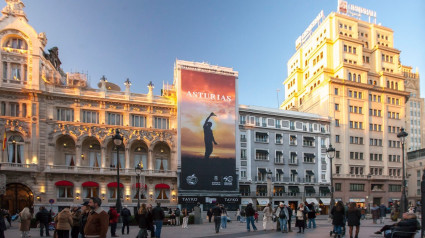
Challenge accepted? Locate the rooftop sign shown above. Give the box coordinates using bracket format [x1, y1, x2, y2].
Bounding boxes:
[295, 10, 324, 49]
[338, 0, 377, 23]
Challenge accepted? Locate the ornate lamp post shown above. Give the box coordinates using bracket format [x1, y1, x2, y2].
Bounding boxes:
[113, 129, 123, 223]
[397, 128, 408, 217]
[135, 162, 144, 210]
[326, 144, 336, 216]
[266, 169, 273, 205]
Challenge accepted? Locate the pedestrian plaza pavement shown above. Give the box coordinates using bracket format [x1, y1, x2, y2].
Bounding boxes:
[4, 215, 422, 238]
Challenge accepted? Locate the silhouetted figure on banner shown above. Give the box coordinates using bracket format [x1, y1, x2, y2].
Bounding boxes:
[204, 112, 218, 159]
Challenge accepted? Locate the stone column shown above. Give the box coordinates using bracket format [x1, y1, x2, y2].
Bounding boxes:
[76, 145, 82, 167]
[101, 146, 106, 172]
[148, 149, 154, 171]
[125, 147, 130, 172]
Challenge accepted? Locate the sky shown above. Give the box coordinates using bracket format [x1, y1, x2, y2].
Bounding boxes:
[21, 0, 425, 108]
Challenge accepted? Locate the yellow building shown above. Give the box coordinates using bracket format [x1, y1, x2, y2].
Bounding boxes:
[281, 9, 410, 206]
[0, 0, 177, 214]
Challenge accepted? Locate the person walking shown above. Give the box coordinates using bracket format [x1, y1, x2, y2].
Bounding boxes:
[108, 206, 119, 237]
[245, 203, 257, 232]
[170, 211, 176, 226]
[220, 205, 228, 229]
[152, 203, 165, 238]
[121, 205, 131, 234]
[211, 202, 222, 233]
[146, 204, 155, 238]
[379, 204, 387, 224]
[275, 203, 288, 233]
[135, 204, 149, 238]
[331, 201, 346, 238]
[286, 204, 293, 232]
[207, 208, 213, 223]
[84, 197, 109, 238]
[175, 208, 181, 226]
[307, 202, 316, 229]
[347, 202, 361, 238]
[70, 206, 81, 238]
[236, 209, 241, 222]
[371, 204, 380, 224]
[55, 207, 73, 238]
[262, 203, 273, 231]
[182, 208, 189, 229]
[79, 201, 90, 238]
[19, 207, 31, 238]
[36, 206, 51, 237]
[295, 203, 307, 234]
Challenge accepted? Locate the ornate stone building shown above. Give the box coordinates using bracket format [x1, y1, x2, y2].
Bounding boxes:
[0, 0, 177, 214]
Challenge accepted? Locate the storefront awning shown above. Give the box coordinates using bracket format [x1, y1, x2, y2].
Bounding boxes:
[319, 187, 331, 193]
[82, 181, 99, 187]
[306, 170, 314, 175]
[257, 198, 270, 205]
[305, 186, 315, 193]
[320, 198, 331, 205]
[289, 186, 299, 193]
[258, 168, 267, 173]
[241, 198, 253, 205]
[291, 169, 298, 175]
[349, 198, 365, 203]
[107, 182, 124, 188]
[306, 198, 319, 204]
[155, 183, 170, 189]
[55, 180, 74, 187]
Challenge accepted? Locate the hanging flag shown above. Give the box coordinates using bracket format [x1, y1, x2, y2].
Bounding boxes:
[2, 128, 6, 151]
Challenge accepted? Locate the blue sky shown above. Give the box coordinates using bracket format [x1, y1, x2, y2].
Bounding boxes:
[23, 0, 425, 108]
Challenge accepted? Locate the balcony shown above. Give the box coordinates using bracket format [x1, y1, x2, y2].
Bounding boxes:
[44, 165, 177, 177]
[290, 126, 295, 130]
[274, 158, 284, 165]
[0, 162, 38, 172]
[288, 160, 298, 165]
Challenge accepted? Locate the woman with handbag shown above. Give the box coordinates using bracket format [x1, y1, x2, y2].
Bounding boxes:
[136, 204, 149, 238]
[19, 207, 32, 238]
[262, 203, 273, 230]
[295, 203, 306, 234]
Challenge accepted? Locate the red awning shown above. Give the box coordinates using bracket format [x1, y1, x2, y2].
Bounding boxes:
[55, 181, 74, 187]
[155, 183, 170, 189]
[132, 183, 147, 189]
[107, 182, 124, 188]
[82, 181, 99, 187]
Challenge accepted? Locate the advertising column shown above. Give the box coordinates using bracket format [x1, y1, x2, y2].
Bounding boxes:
[177, 63, 237, 192]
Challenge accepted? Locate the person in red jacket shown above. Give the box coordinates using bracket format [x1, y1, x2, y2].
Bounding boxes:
[108, 206, 120, 237]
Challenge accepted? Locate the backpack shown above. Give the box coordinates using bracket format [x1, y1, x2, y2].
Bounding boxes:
[279, 208, 286, 219]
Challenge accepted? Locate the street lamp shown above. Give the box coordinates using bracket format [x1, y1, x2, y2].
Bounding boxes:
[397, 128, 408, 217]
[135, 162, 144, 210]
[113, 129, 123, 223]
[326, 144, 336, 216]
[266, 169, 273, 205]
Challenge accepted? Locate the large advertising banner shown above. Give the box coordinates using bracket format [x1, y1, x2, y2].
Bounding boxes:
[179, 68, 237, 191]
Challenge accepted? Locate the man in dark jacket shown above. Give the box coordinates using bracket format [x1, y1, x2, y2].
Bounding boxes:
[287, 205, 293, 232]
[375, 212, 420, 238]
[79, 201, 90, 238]
[36, 206, 51, 237]
[245, 203, 257, 232]
[379, 204, 387, 224]
[212, 202, 222, 233]
[152, 203, 165, 238]
[307, 203, 316, 229]
[121, 205, 131, 235]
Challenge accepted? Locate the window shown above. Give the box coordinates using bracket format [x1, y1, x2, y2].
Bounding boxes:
[7, 135, 24, 164]
[10, 103, 19, 117]
[335, 104, 340, 111]
[83, 187, 98, 198]
[109, 187, 124, 199]
[289, 135, 297, 145]
[11, 63, 21, 81]
[57, 186, 73, 198]
[350, 184, 365, 191]
[255, 132, 269, 143]
[275, 134, 283, 144]
[131, 114, 146, 127]
[2, 62, 7, 79]
[107, 112, 122, 125]
[335, 88, 339, 95]
[82, 110, 99, 124]
[335, 119, 340, 127]
[240, 170, 246, 178]
[154, 117, 169, 129]
[4, 37, 27, 50]
[255, 150, 269, 160]
[303, 153, 315, 163]
[239, 115, 246, 125]
[336, 135, 340, 143]
[335, 183, 342, 191]
[336, 151, 340, 158]
[388, 184, 401, 192]
[57, 108, 74, 122]
[240, 149, 247, 159]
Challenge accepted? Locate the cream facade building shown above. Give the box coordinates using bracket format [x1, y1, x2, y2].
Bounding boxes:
[402, 66, 424, 152]
[406, 149, 425, 206]
[280, 11, 410, 206]
[0, 0, 178, 214]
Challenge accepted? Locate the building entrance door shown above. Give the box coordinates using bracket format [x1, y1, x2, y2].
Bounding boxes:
[0, 183, 33, 214]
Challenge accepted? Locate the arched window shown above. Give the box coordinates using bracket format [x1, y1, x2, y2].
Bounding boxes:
[348, 73, 352, 81]
[358, 74, 361, 82]
[353, 74, 356, 81]
[3, 37, 27, 50]
[7, 135, 24, 164]
[395, 82, 398, 90]
[88, 144, 101, 168]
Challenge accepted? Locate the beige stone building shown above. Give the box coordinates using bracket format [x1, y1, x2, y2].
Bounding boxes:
[402, 66, 424, 152]
[406, 149, 425, 206]
[280, 10, 410, 207]
[0, 0, 177, 214]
